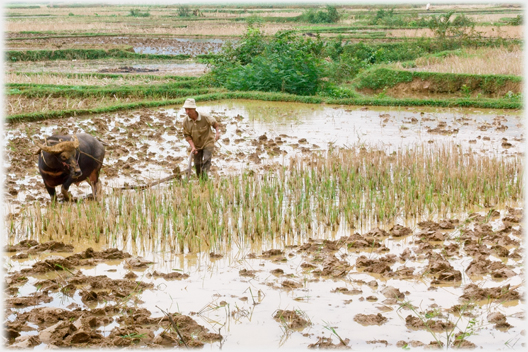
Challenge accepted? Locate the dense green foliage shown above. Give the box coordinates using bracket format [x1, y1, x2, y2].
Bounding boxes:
[177, 6, 191, 17]
[427, 11, 477, 39]
[367, 8, 427, 27]
[499, 15, 523, 25]
[299, 5, 340, 24]
[210, 29, 331, 95]
[209, 22, 519, 98]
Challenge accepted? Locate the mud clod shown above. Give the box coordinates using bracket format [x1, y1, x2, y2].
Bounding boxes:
[354, 313, 388, 325]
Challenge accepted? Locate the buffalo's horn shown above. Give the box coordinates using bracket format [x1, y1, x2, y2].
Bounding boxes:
[35, 136, 77, 154]
[30, 136, 42, 155]
[72, 134, 80, 149]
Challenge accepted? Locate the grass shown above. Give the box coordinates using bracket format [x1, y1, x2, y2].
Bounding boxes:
[386, 25, 522, 39]
[397, 300, 480, 349]
[352, 67, 522, 99]
[9, 144, 523, 253]
[6, 48, 198, 62]
[395, 45, 523, 76]
[5, 72, 197, 86]
[5, 87, 218, 116]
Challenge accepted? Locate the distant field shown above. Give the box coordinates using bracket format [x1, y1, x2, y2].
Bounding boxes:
[6, 3, 522, 39]
[6, 19, 296, 36]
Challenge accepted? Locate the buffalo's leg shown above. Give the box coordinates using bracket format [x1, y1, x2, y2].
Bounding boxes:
[87, 169, 103, 201]
[45, 185, 57, 201]
[61, 179, 74, 201]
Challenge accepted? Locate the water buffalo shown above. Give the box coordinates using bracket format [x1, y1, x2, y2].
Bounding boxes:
[35, 133, 105, 201]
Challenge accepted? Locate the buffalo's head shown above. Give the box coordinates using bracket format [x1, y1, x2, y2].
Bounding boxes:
[35, 135, 82, 178]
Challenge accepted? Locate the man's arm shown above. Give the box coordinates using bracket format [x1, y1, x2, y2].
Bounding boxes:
[183, 122, 197, 154]
[186, 136, 197, 154]
[213, 122, 221, 141]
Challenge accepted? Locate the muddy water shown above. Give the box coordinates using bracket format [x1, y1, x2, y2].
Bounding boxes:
[5, 210, 525, 349]
[6, 35, 229, 57]
[133, 38, 229, 55]
[4, 101, 523, 210]
[3, 101, 525, 349]
[205, 100, 523, 156]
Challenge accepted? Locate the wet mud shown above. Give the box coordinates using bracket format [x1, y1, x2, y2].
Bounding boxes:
[4, 204, 523, 349]
[3, 102, 525, 349]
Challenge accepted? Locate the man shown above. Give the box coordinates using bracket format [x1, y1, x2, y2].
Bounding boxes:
[182, 98, 220, 180]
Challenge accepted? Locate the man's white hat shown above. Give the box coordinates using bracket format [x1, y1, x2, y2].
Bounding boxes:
[182, 98, 197, 109]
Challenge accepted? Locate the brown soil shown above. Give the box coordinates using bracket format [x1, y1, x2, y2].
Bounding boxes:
[3, 199, 524, 349]
[5, 107, 310, 203]
[353, 313, 388, 326]
[273, 310, 311, 330]
[98, 66, 160, 73]
[308, 336, 351, 349]
[4, 240, 222, 348]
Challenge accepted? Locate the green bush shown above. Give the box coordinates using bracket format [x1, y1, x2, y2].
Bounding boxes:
[246, 15, 264, 27]
[325, 55, 369, 84]
[506, 15, 523, 26]
[367, 8, 426, 27]
[211, 30, 327, 95]
[222, 52, 323, 95]
[177, 6, 191, 17]
[129, 9, 150, 17]
[299, 5, 340, 24]
[427, 11, 479, 40]
[217, 27, 266, 66]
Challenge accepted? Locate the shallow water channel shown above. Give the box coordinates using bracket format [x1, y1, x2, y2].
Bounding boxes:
[3, 101, 525, 349]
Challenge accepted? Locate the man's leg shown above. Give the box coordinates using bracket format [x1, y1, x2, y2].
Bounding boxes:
[200, 148, 213, 179]
[194, 149, 203, 177]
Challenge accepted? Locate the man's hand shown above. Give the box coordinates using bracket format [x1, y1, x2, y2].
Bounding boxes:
[191, 146, 198, 154]
[215, 131, 221, 141]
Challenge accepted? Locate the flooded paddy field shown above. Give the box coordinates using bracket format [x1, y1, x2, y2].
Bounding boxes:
[6, 35, 229, 56]
[4, 101, 524, 208]
[6, 58, 209, 77]
[3, 101, 525, 349]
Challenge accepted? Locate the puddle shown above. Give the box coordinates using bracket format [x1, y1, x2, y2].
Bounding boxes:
[3, 100, 525, 349]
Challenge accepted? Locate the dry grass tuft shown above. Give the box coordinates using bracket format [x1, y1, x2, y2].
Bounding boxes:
[6, 95, 138, 116]
[395, 46, 523, 76]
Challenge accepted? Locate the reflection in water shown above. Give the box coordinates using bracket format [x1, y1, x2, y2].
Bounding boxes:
[198, 100, 523, 156]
